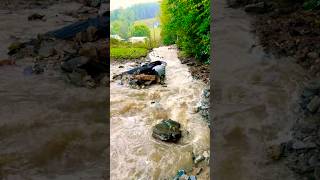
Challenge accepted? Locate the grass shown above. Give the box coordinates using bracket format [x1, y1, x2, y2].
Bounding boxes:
[111, 38, 150, 60]
[111, 47, 149, 60]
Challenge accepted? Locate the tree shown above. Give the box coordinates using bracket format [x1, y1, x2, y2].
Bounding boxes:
[160, 0, 211, 63]
[130, 24, 151, 37]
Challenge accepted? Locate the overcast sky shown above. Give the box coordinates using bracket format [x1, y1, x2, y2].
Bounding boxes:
[110, 0, 160, 11]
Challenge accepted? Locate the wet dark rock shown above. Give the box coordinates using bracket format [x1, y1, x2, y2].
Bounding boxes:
[83, 75, 96, 88]
[307, 96, 320, 113]
[308, 52, 319, 60]
[152, 119, 182, 142]
[8, 41, 25, 55]
[309, 155, 320, 167]
[37, 41, 57, 58]
[197, 86, 210, 124]
[61, 56, 89, 73]
[32, 63, 44, 74]
[292, 140, 317, 150]
[66, 69, 87, 86]
[100, 75, 109, 87]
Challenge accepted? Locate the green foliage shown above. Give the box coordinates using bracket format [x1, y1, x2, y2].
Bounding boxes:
[110, 38, 151, 60]
[160, 0, 211, 62]
[130, 24, 151, 37]
[303, 0, 320, 10]
[111, 3, 160, 22]
[111, 47, 148, 60]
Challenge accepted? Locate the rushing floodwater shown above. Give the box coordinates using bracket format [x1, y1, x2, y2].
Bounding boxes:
[110, 46, 210, 179]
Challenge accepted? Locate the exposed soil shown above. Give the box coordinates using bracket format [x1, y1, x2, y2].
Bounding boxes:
[225, 0, 320, 179]
[179, 56, 209, 84]
[0, 0, 109, 179]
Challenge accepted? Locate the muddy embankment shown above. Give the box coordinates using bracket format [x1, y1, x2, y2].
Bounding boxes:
[224, 0, 320, 179]
[211, 0, 315, 179]
[0, 0, 109, 179]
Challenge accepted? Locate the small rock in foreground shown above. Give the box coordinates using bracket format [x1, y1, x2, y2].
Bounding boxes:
[152, 119, 181, 142]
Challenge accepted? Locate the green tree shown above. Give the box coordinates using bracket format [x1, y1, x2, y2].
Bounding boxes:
[160, 0, 211, 63]
[130, 24, 151, 37]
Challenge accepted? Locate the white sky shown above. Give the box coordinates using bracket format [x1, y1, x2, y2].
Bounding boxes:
[110, 0, 160, 11]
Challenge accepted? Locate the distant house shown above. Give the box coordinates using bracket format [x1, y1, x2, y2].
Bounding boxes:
[111, 34, 124, 41]
[128, 37, 148, 43]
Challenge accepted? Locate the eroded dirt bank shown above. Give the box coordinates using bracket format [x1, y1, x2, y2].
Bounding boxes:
[0, 1, 109, 179]
[212, 0, 309, 179]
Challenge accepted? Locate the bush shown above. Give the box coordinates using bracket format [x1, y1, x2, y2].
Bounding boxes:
[160, 0, 211, 63]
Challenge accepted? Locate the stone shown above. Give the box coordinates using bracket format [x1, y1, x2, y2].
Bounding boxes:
[244, 2, 268, 14]
[194, 155, 205, 164]
[38, 41, 56, 58]
[292, 140, 317, 150]
[61, 56, 89, 73]
[305, 79, 320, 91]
[309, 155, 320, 167]
[8, 41, 25, 55]
[308, 52, 319, 59]
[67, 69, 87, 86]
[307, 96, 320, 113]
[152, 119, 182, 142]
[100, 75, 109, 87]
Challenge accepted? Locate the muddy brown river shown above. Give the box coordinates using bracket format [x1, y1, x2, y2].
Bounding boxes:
[110, 46, 210, 179]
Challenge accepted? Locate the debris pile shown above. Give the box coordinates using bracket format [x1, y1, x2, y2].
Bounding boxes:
[113, 60, 167, 88]
[7, 13, 109, 88]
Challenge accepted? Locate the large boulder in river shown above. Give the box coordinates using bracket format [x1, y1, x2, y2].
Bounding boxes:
[152, 119, 182, 142]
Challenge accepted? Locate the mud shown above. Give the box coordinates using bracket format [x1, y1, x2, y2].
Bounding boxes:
[212, 0, 309, 179]
[0, 0, 109, 179]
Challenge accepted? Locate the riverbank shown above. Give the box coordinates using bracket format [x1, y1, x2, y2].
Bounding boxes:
[0, 1, 109, 179]
[212, 0, 309, 179]
[227, 1, 320, 179]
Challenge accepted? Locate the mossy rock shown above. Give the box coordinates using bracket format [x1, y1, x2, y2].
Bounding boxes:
[152, 119, 181, 142]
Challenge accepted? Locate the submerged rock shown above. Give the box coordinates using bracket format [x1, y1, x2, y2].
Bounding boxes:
[152, 119, 181, 142]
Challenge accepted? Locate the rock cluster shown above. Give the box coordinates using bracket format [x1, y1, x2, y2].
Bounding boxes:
[113, 61, 167, 89]
[196, 86, 210, 125]
[8, 25, 109, 88]
[274, 79, 320, 179]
